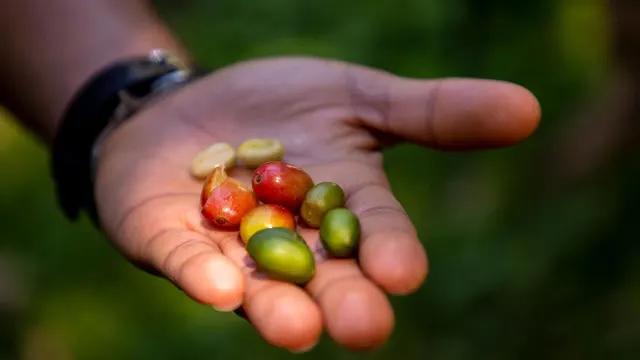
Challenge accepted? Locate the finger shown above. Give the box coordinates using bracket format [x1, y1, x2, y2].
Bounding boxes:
[143, 229, 245, 311]
[221, 236, 323, 352]
[348, 182, 428, 294]
[346, 66, 541, 149]
[306, 254, 394, 350]
[308, 162, 427, 294]
[107, 194, 245, 311]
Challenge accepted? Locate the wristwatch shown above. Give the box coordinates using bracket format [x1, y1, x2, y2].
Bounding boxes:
[52, 49, 202, 225]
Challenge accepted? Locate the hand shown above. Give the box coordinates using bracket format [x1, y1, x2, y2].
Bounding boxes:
[94, 57, 540, 351]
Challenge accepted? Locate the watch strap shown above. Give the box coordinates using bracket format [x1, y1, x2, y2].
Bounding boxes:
[52, 52, 198, 224]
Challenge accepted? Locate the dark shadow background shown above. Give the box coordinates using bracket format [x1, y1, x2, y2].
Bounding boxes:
[1, 0, 638, 358]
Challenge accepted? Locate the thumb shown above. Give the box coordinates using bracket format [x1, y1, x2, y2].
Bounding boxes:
[347, 68, 541, 149]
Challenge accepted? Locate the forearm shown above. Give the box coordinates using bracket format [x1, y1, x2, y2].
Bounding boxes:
[0, 0, 188, 143]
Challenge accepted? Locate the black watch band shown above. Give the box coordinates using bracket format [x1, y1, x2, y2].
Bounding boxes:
[52, 51, 201, 225]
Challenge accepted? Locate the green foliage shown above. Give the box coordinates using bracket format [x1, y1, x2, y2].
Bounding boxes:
[2, 0, 638, 359]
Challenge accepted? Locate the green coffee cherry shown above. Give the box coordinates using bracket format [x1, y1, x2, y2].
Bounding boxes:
[320, 208, 360, 257]
[247, 227, 315, 284]
[300, 182, 345, 228]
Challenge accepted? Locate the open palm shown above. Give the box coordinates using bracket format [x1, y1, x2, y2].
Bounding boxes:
[94, 57, 540, 351]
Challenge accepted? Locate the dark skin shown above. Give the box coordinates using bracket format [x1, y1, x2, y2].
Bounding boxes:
[0, 1, 540, 352]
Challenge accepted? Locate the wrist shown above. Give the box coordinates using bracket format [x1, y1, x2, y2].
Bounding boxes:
[47, 38, 190, 143]
[52, 50, 200, 223]
[0, 0, 189, 143]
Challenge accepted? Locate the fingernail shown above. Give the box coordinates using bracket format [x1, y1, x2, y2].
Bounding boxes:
[212, 302, 241, 312]
[289, 341, 318, 354]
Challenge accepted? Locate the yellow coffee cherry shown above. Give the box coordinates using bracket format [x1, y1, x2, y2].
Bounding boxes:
[240, 204, 296, 244]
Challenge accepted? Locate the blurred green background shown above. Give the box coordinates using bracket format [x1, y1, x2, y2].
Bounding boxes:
[1, 0, 639, 359]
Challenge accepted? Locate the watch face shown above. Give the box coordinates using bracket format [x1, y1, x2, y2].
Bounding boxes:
[148, 49, 189, 71]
